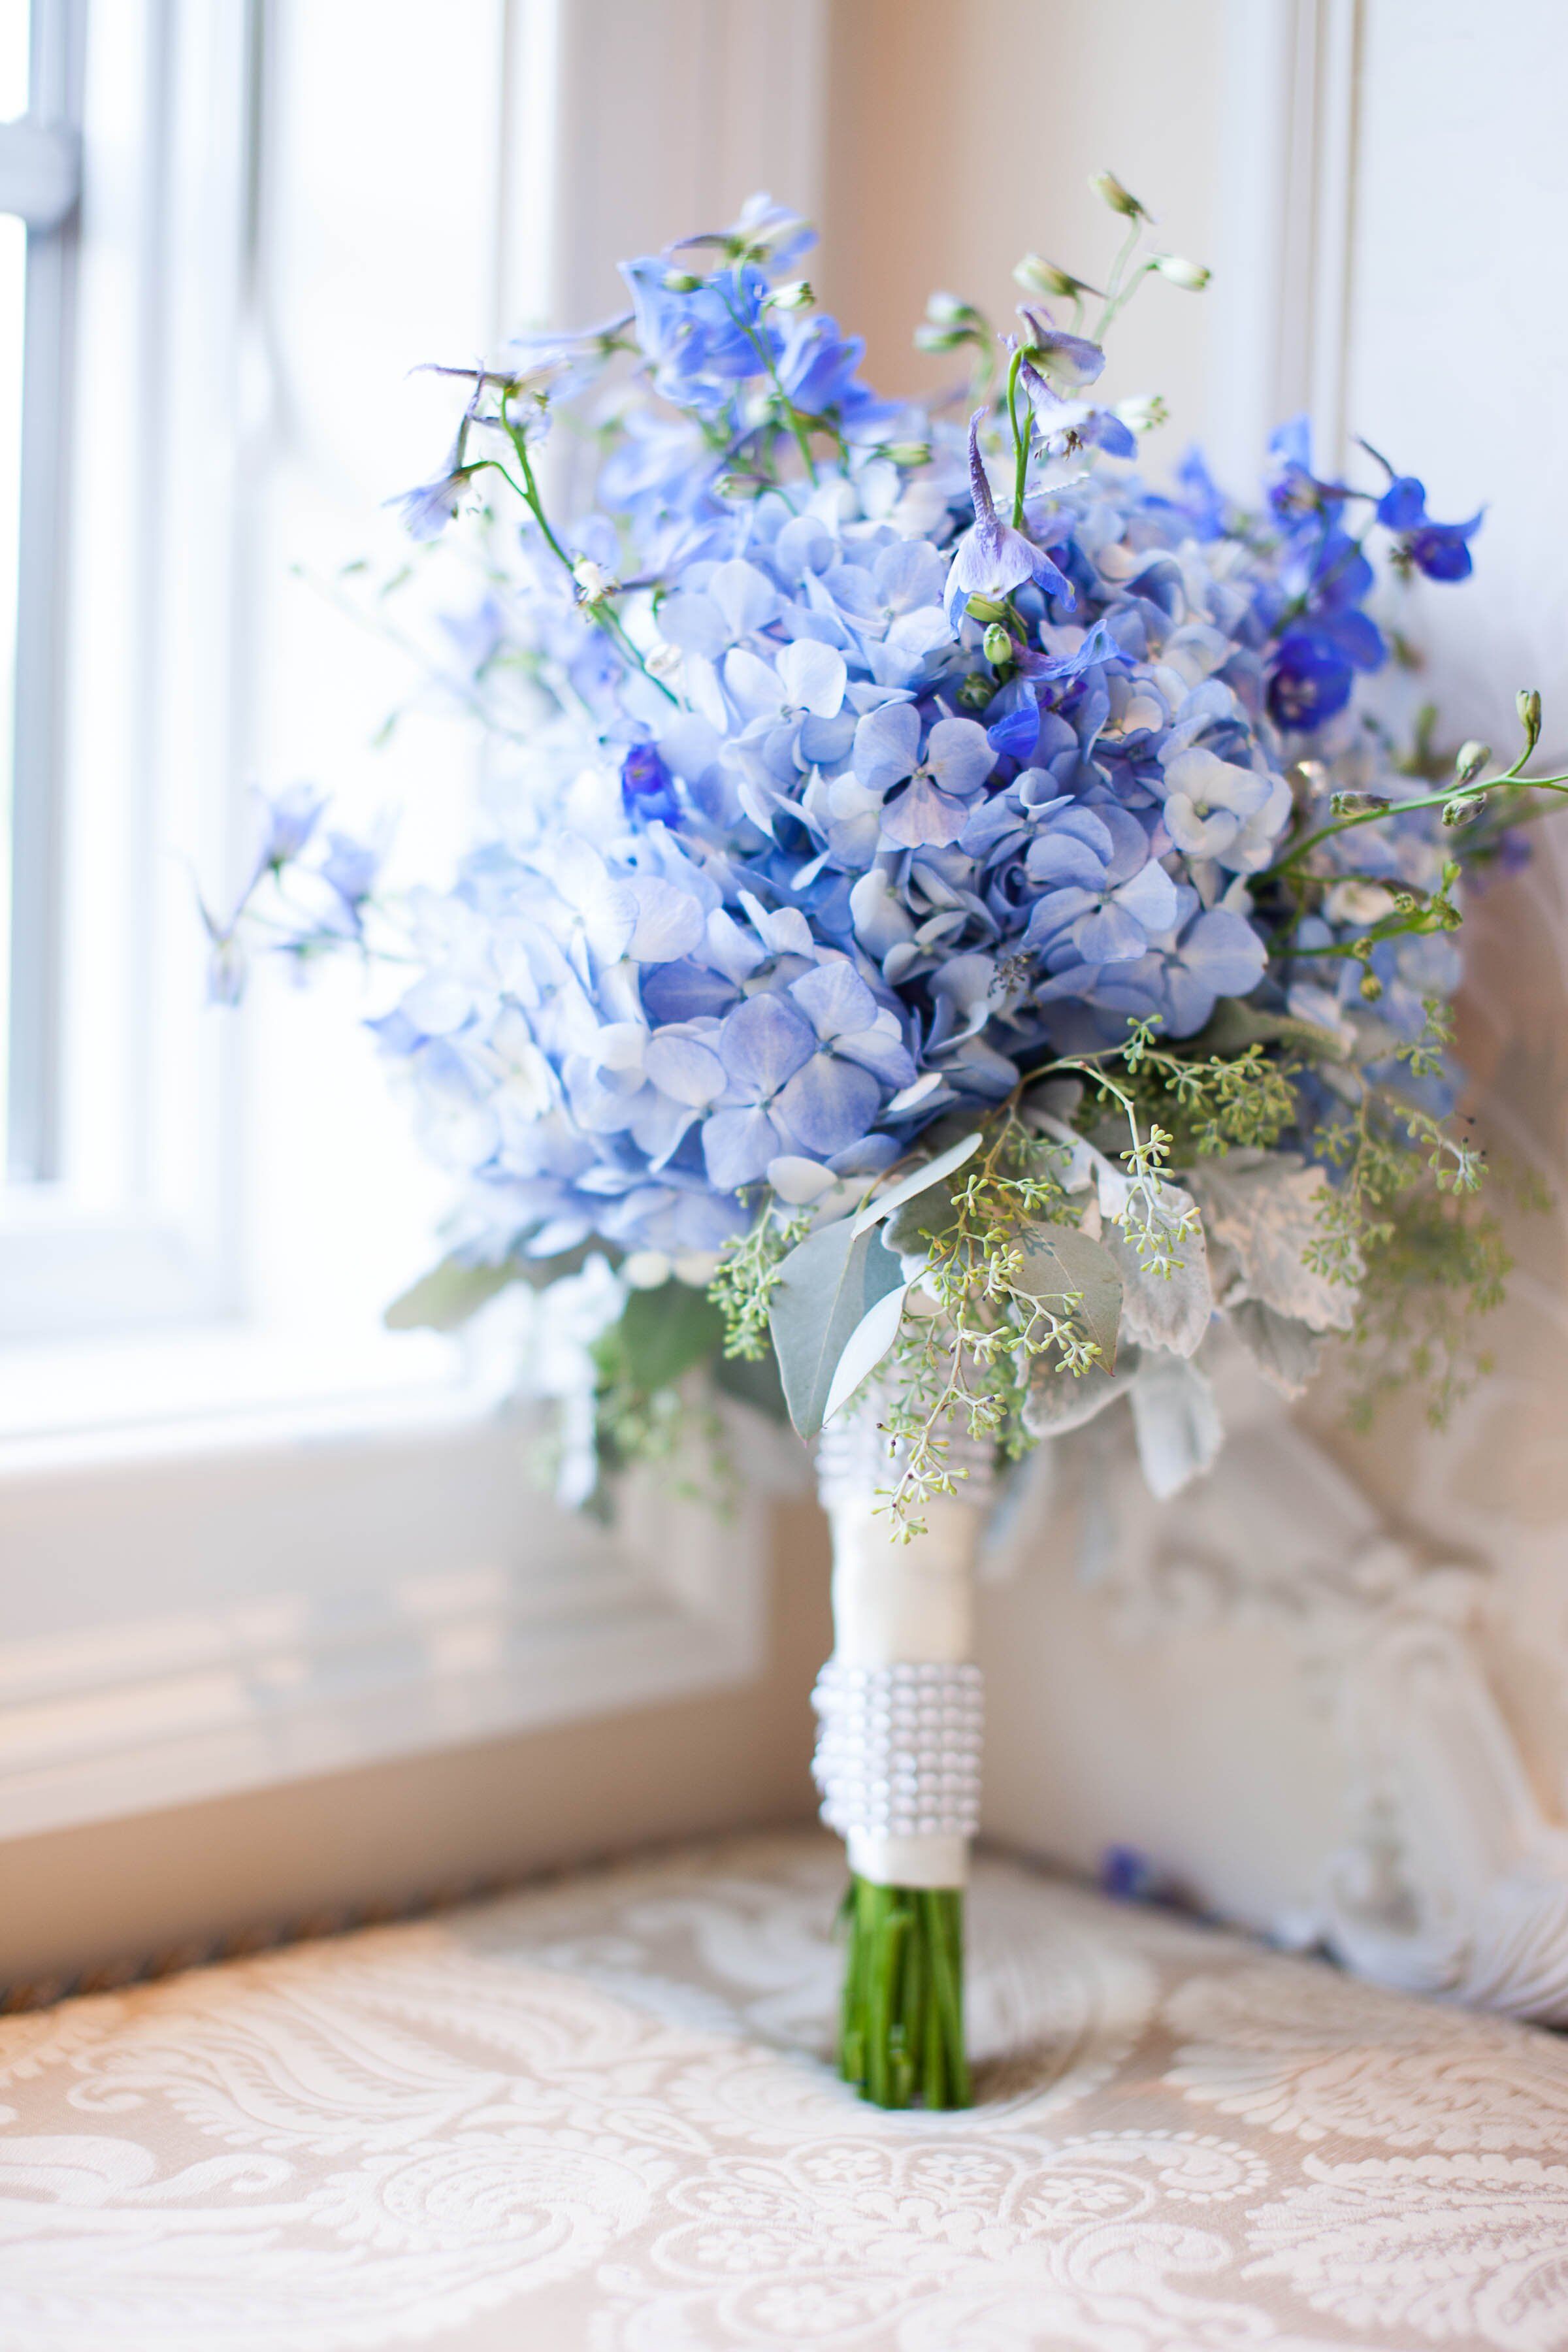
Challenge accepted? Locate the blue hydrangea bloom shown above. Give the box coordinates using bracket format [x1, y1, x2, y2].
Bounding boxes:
[262, 201, 1481, 1271]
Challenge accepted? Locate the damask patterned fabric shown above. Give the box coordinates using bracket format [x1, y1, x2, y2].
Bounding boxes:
[3, 1829, 1567, 2350]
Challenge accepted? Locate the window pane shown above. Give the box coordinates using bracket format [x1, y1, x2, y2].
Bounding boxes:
[0, 1, 29, 122]
[0, 210, 24, 1171]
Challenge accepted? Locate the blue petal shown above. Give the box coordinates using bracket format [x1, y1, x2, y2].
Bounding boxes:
[1025, 835, 1106, 890]
[986, 683, 1041, 760]
[790, 960, 880, 1040]
[717, 990, 817, 1093]
[775, 1054, 882, 1154]
[853, 699, 921, 791]
[702, 1106, 781, 1191]
[1375, 475, 1427, 531]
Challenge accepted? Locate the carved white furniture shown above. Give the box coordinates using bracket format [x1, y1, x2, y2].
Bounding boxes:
[981, 1342, 1568, 2028]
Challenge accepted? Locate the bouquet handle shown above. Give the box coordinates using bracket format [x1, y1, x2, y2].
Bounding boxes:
[813, 1403, 991, 2107]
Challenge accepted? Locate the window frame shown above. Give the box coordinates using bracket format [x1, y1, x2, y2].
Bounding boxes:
[3, 0, 82, 1183]
[0, 0, 829, 1845]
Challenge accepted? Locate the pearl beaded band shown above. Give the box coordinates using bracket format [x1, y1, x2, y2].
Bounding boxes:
[811, 1659, 984, 1844]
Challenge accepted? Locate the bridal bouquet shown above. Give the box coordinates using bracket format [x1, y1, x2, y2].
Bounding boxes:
[211, 179, 1562, 2107]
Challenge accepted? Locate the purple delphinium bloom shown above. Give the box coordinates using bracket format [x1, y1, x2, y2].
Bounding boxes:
[944, 412, 1075, 625]
[1017, 350, 1137, 462]
[390, 461, 476, 542]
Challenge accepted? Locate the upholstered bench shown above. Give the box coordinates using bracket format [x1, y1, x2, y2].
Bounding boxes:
[1, 1828, 1561, 2349]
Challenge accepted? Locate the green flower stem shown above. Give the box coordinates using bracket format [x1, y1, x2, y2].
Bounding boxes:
[498, 390, 677, 706]
[838, 1876, 970, 2109]
[1007, 345, 1029, 528]
[1262, 766, 1568, 880]
[1092, 216, 1146, 338]
[721, 267, 819, 487]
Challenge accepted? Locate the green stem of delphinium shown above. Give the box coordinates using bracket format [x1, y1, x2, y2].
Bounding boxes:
[837, 1876, 970, 2109]
[1006, 344, 1029, 528]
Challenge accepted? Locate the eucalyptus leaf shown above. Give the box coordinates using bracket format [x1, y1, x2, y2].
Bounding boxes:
[768, 1218, 907, 1438]
[1194, 999, 1349, 1061]
[613, 1283, 726, 1392]
[1010, 1222, 1123, 1369]
[822, 1279, 911, 1426]
[384, 1255, 521, 1332]
[851, 1131, 983, 1236]
[387, 1233, 613, 1330]
[712, 1345, 791, 1424]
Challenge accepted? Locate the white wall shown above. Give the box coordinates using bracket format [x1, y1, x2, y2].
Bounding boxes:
[970, 1, 1568, 1974]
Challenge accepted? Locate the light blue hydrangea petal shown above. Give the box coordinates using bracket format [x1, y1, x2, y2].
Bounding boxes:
[702, 1105, 781, 1191]
[775, 1054, 882, 1155]
[718, 990, 817, 1092]
[879, 775, 969, 850]
[623, 877, 707, 962]
[790, 958, 881, 1039]
[852, 698, 921, 791]
[924, 716, 996, 798]
[644, 1030, 728, 1105]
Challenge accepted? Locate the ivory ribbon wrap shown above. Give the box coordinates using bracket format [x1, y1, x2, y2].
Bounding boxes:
[813, 1397, 994, 1889]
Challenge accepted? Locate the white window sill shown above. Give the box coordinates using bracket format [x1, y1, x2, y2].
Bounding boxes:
[0, 1317, 785, 1843]
[0, 1318, 480, 1473]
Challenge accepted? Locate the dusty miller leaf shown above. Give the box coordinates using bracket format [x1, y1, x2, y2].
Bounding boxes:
[1187, 1152, 1357, 1331]
[1101, 1200, 1212, 1358]
[1022, 1343, 1143, 1437]
[1011, 1222, 1123, 1368]
[1129, 1354, 1223, 1499]
[1226, 1298, 1323, 1397]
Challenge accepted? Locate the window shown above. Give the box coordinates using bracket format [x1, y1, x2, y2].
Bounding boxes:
[1, 0, 80, 1184]
[0, 0, 813, 1843]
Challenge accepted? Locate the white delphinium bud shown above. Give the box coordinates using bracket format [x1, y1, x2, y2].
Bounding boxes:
[572, 556, 616, 605]
[1090, 171, 1144, 218]
[1454, 740, 1491, 785]
[1115, 394, 1168, 435]
[769, 278, 814, 311]
[1013, 254, 1089, 299]
[1151, 253, 1211, 290]
[1326, 879, 1397, 925]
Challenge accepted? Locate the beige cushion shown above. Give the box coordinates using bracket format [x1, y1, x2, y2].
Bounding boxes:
[3, 1828, 1565, 2349]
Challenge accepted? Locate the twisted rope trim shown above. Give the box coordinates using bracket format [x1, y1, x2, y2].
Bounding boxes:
[811, 1660, 984, 1842]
